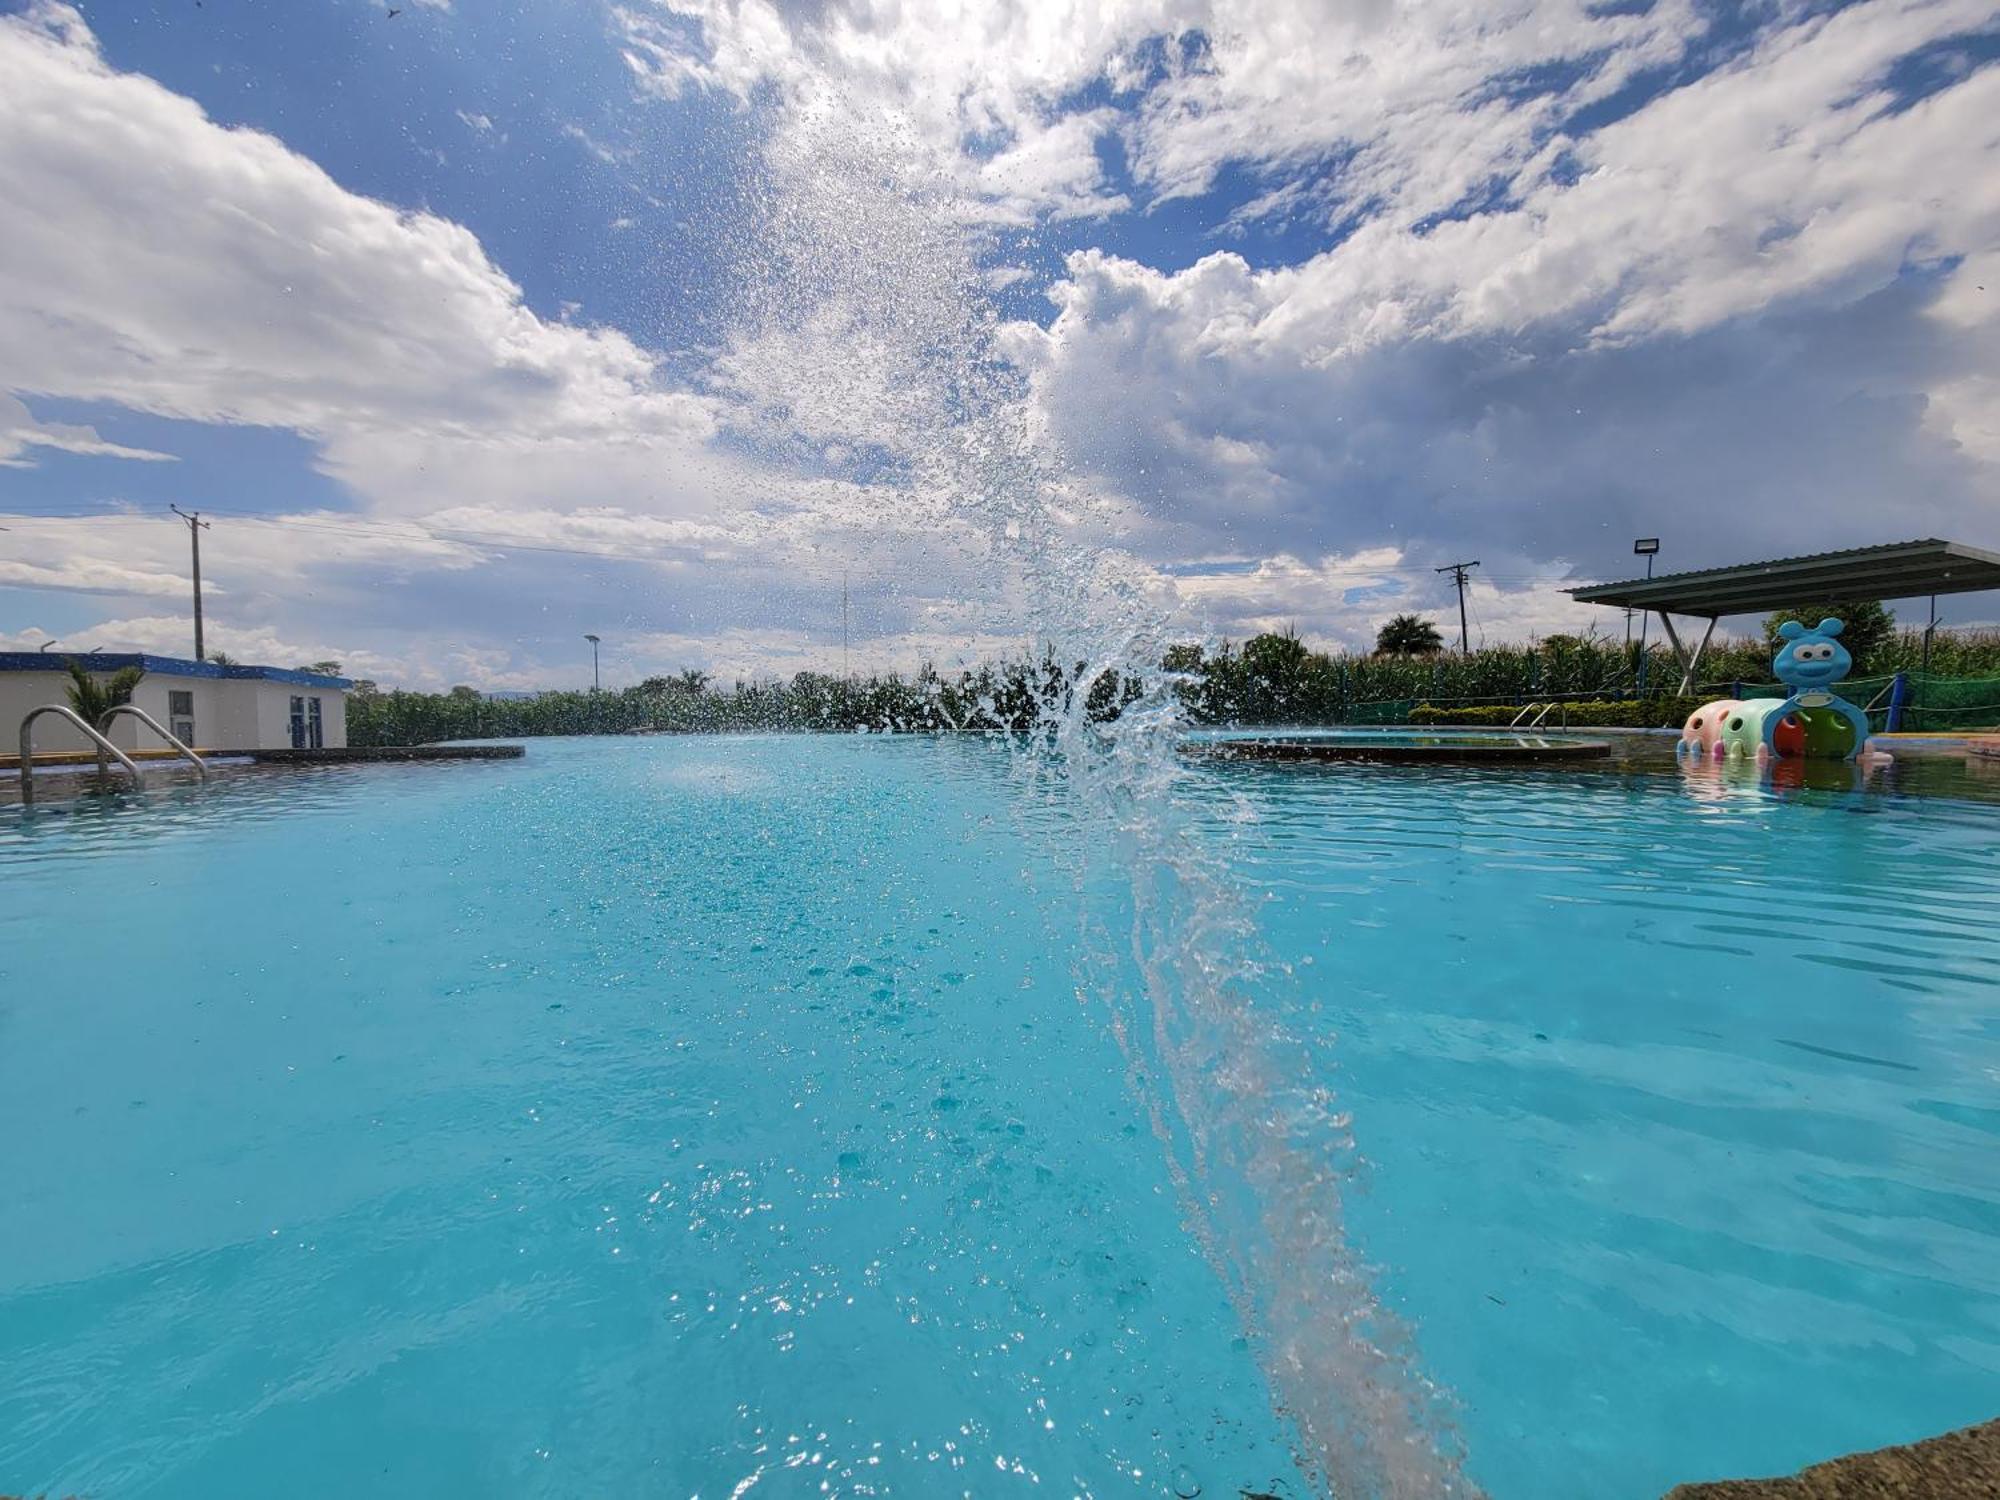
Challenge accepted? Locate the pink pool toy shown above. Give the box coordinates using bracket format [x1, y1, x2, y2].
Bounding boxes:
[1680, 699, 1740, 756]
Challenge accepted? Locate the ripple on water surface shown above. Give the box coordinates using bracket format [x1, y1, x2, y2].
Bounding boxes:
[1193, 755, 2000, 1499]
[2, 738, 1997, 1500]
[0, 738, 1300, 1499]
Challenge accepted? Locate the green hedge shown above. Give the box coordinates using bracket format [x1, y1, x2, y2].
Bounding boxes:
[1408, 697, 1701, 729]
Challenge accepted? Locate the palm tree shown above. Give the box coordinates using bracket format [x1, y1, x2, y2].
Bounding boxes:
[677, 668, 709, 694]
[1376, 614, 1445, 657]
[64, 659, 144, 725]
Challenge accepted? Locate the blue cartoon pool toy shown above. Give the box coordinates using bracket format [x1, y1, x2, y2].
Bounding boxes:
[1764, 617, 1872, 760]
[1679, 616, 1876, 762]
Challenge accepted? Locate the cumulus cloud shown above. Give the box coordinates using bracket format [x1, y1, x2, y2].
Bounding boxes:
[4, 0, 1996, 685]
[0, 393, 177, 468]
[999, 3, 2000, 626]
[0, 5, 714, 461]
[613, 0, 1708, 228]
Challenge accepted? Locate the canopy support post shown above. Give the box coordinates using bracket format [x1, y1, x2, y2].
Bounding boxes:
[1654, 612, 1717, 697]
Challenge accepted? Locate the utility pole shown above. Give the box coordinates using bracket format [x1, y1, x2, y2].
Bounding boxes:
[584, 633, 601, 692]
[170, 506, 211, 660]
[1434, 560, 1480, 654]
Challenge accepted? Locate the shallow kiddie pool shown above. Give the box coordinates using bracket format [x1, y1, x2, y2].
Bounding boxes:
[2, 734, 1996, 1499]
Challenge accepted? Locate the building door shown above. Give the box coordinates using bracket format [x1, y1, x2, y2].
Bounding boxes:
[307, 696, 324, 749]
[168, 689, 196, 746]
[290, 695, 307, 748]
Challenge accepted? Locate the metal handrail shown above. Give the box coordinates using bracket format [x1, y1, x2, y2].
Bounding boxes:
[18, 704, 146, 806]
[98, 704, 207, 781]
[1508, 700, 1570, 731]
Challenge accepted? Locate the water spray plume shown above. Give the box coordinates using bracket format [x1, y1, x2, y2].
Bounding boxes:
[723, 91, 1480, 1500]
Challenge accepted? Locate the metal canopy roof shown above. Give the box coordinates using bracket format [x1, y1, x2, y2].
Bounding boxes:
[1567, 538, 2000, 618]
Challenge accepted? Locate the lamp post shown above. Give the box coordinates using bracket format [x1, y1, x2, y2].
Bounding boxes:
[1633, 538, 1659, 697]
[584, 633, 601, 693]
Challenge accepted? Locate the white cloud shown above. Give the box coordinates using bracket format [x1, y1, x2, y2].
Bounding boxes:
[1922, 248, 2000, 463]
[615, 0, 1701, 226]
[0, 393, 177, 467]
[1159, 548, 1605, 651]
[995, 2, 2000, 620]
[0, 5, 714, 455]
[0, 614, 416, 683]
[4, 0, 1996, 686]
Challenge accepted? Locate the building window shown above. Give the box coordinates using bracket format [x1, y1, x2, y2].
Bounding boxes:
[290, 695, 306, 748]
[167, 689, 196, 745]
[307, 696, 324, 750]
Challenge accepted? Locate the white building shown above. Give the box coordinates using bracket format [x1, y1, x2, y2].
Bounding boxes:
[2, 653, 350, 755]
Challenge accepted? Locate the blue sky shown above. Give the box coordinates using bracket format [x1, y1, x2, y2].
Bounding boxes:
[2, 0, 1997, 687]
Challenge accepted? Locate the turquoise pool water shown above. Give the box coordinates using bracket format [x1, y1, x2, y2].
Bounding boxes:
[3, 736, 1997, 1498]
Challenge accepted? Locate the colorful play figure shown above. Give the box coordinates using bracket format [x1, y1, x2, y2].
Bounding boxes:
[1765, 618, 1872, 761]
[1681, 696, 1801, 757]
[1676, 617, 1874, 762]
[1721, 699, 1804, 759]
[1678, 699, 1739, 754]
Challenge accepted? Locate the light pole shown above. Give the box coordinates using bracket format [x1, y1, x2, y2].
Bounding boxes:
[1633, 538, 1659, 696]
[584, 633, 601, 692]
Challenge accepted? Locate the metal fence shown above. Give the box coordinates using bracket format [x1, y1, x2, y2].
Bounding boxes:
[1335, 672, 2000, 732]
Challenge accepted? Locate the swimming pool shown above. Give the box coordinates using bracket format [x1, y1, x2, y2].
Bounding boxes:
[3, 736, 1996, 1498]
[1183, 726, 1613, 763]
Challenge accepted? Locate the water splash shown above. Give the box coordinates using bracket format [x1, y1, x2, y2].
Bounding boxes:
[720, 93, 1479, 1499]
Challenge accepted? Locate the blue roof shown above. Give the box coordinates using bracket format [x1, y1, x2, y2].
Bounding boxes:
[0, 652, 351, 689]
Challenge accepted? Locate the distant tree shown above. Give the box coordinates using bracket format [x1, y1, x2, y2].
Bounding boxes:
[1242, 630, 1309, 679]
[63, 659, 144, 724]
[208, 650, 238, 667]
[448, 684, 481, 701]
[348, 678, 380, 697]
[1240, 630, 1312, 719]
[677, 669, 709, 694]
[637, 675, 672, 694]
[1161, 642, 1206, 674]
[1763, 600, 1894, 673]
[1376, 614, 1445, 656]
[299, 659, 343, 676]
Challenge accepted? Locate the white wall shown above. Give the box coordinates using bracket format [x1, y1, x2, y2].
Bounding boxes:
[207, 679, 263, 750]
[248, 681, 348, 750]
[323, 688, 348, 748]
[0, 669, 94, 753]
[4, 668, 348, 754]
[121, 675, 229, 751]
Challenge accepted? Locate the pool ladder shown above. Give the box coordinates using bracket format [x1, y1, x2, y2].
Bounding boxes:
[16, 704, 207, 806]
[1508, 700, 1568, 730]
